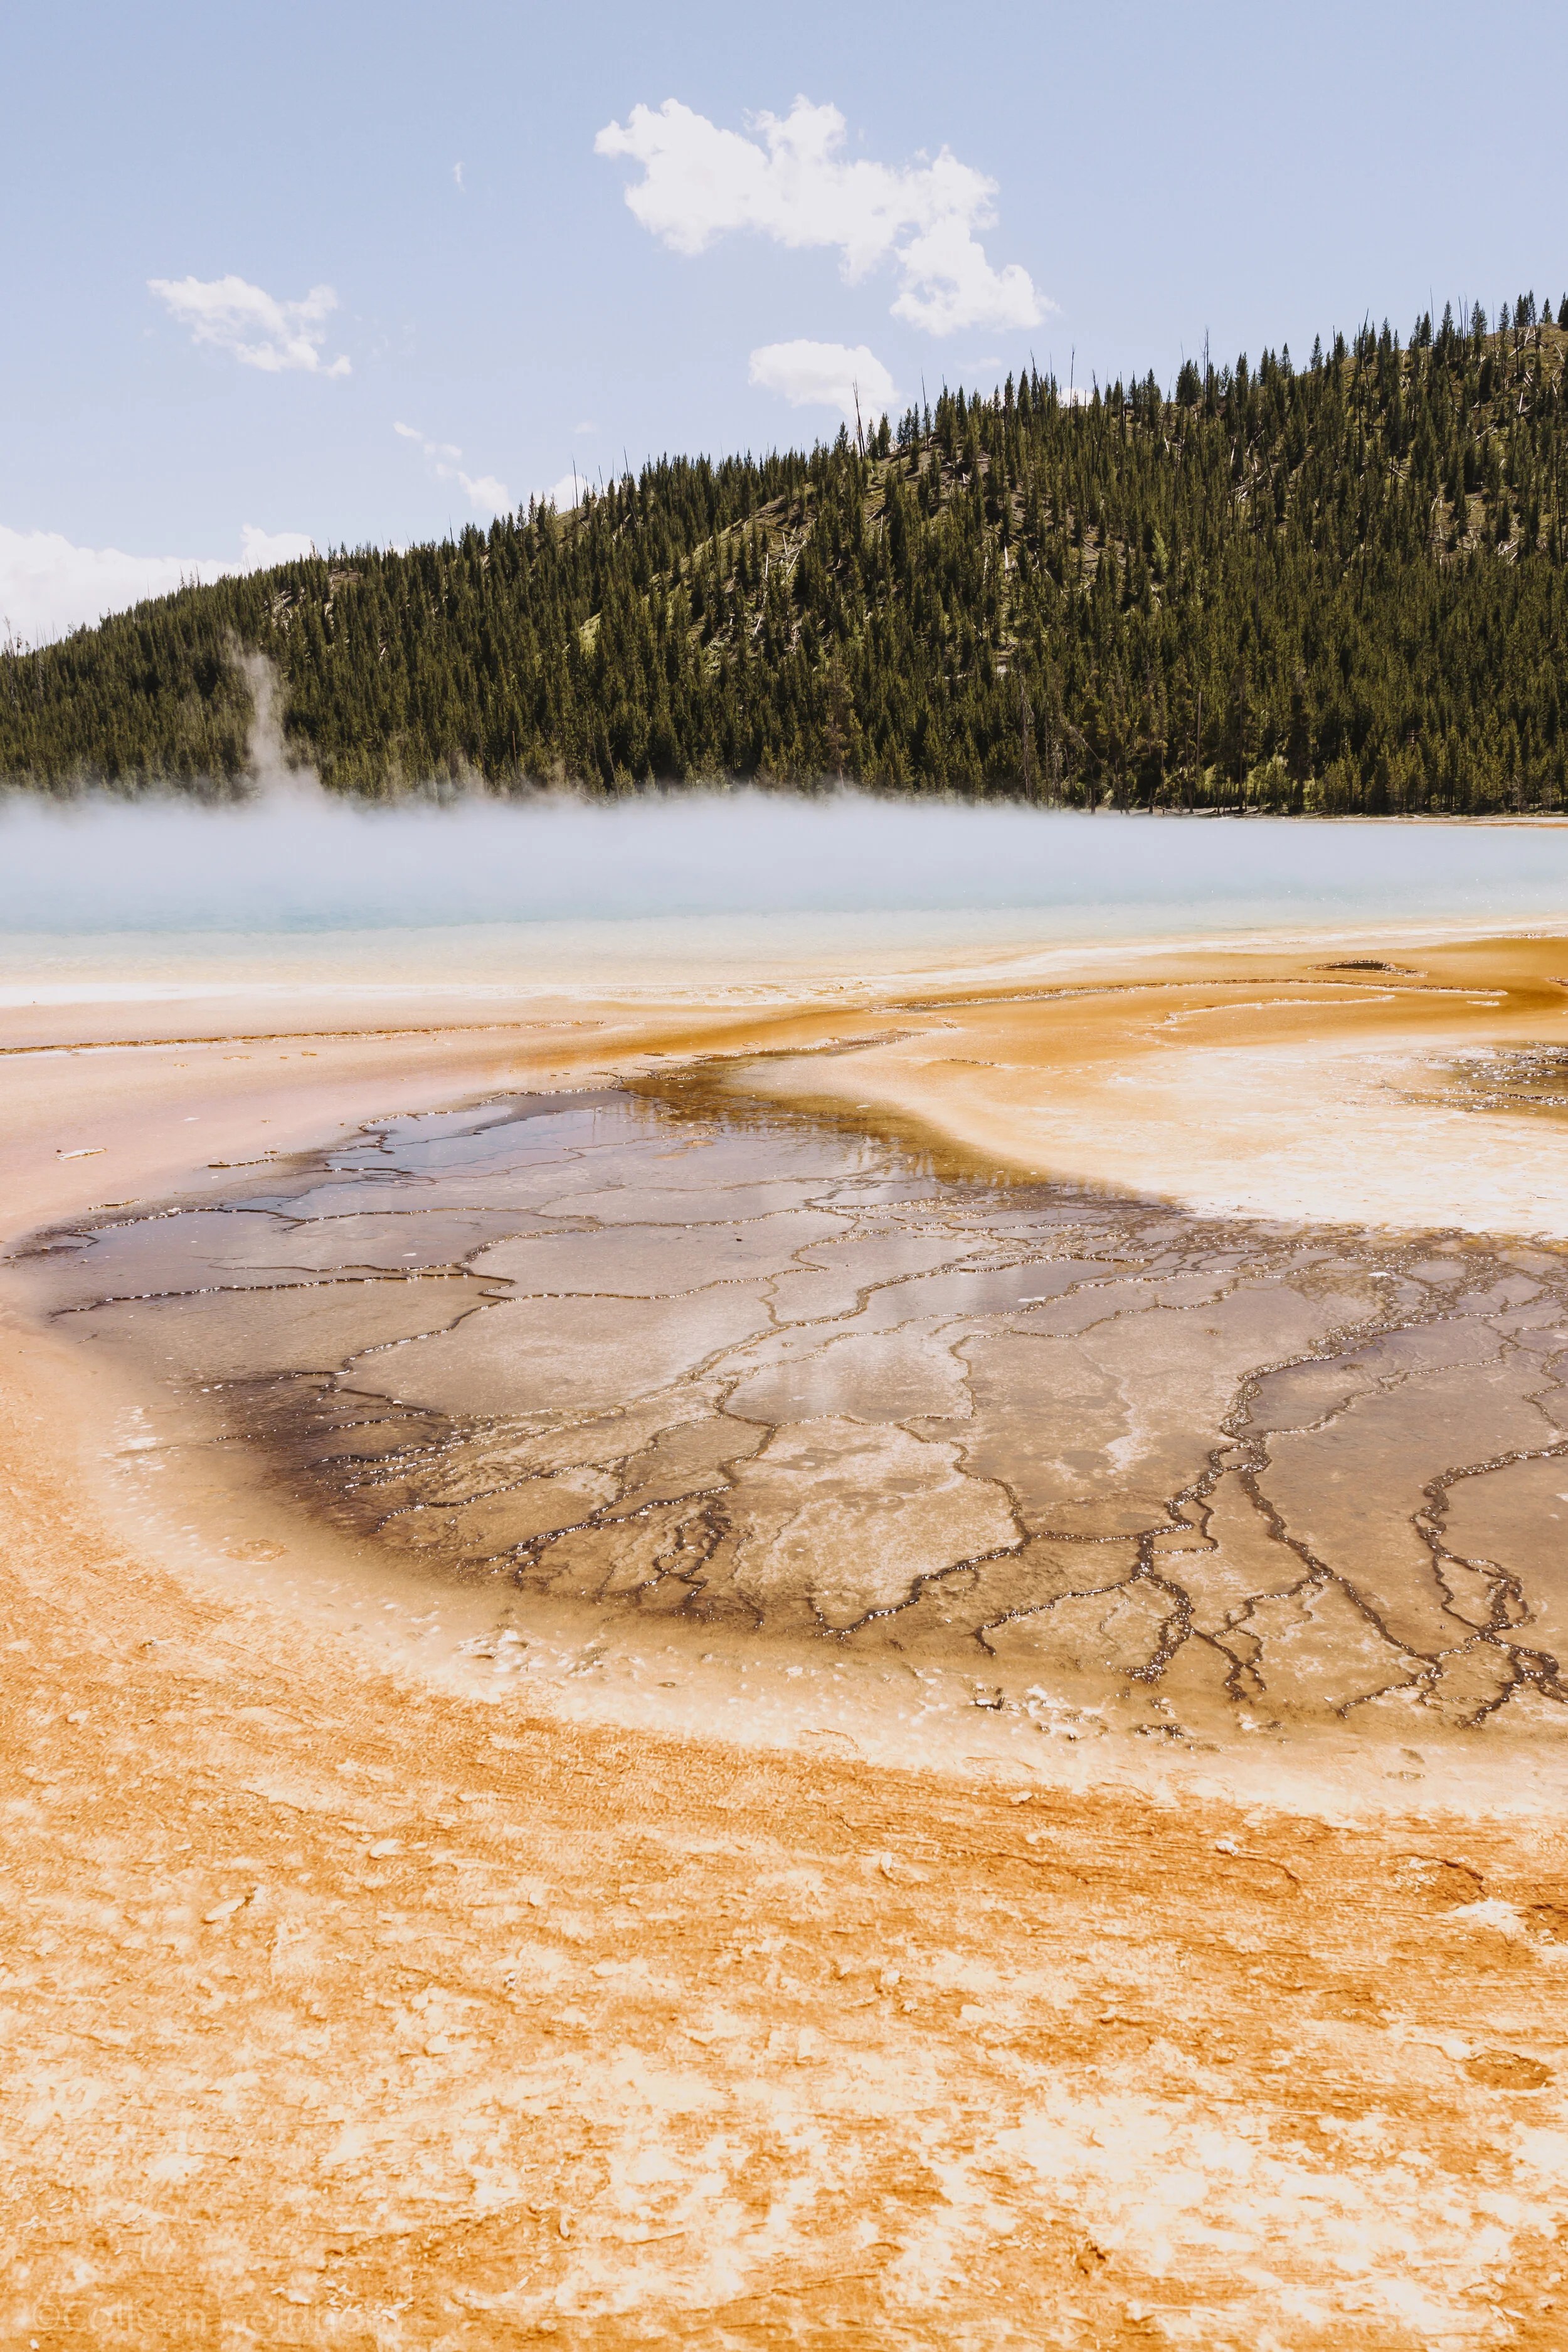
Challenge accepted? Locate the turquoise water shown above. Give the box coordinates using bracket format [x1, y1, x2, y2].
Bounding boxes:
[3, 788, 1565, 986]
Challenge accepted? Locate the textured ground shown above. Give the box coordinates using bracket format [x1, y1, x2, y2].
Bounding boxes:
[3, 924, 1568, 2348]
[23, 1083, 1568, 1744]
[6, 1350, 1568, 2351]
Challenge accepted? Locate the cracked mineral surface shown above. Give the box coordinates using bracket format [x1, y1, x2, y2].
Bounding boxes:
[7, 918, 1568, 2351]
[22, 1079, 1568, 1745]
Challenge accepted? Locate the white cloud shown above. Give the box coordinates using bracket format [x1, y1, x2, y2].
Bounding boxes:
[0, 522, 316, 646]
[536, 470, 587, 512]
[453, 162, 464, 189]
[749, 339, 894, 423]
[240, 525, 317, 568]
[595, 96, 1046, 336]
[395, 421, 462, 460]
[148, 273, 351, 376]
[393, 423, 511, 514]
[458, 472, 511, 513]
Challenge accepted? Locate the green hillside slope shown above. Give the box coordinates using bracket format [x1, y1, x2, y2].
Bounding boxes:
[5, 297, 1568, 812]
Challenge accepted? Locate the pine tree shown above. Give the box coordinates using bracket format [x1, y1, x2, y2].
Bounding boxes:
[6, 302, 1568, 817]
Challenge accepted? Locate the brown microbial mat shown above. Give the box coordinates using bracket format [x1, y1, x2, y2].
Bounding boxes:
[1433, 1043, 1568, 1119]
[18, 1080, 1568, 1752]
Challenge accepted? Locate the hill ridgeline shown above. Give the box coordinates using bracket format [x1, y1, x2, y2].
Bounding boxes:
[5, 296, 1568, 814]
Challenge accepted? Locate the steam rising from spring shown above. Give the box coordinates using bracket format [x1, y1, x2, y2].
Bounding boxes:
[4, 718, 1568, 973]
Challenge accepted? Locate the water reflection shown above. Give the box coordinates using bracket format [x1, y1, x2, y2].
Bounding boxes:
[21, 1084, 1568, 1739]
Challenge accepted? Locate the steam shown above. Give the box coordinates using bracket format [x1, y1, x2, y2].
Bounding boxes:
[4, 771, 1567, 946]
[236, 650, 299, 790]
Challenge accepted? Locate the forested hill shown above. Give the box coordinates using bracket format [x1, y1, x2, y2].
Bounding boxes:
[7, 297, 1568, 812]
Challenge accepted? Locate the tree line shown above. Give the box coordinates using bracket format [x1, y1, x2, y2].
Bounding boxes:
[5, 292, 1568, 813]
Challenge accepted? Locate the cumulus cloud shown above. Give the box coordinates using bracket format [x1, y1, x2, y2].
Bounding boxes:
[240, 524, 318, 568]
[393, 423, 511, 515]
[748, 339, 894, 423]
[0, 522, 316, 647]
[536, 470, 588, 513]
[595, 96, 1044, 336]
[459, 471, 511, 512]
[148, 273, 351, 376]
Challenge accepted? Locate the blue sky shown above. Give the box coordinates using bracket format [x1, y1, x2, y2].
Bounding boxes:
[5, 0, 1567, 639]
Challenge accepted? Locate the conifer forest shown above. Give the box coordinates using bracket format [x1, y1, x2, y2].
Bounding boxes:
[6, 297, 1568, 812]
